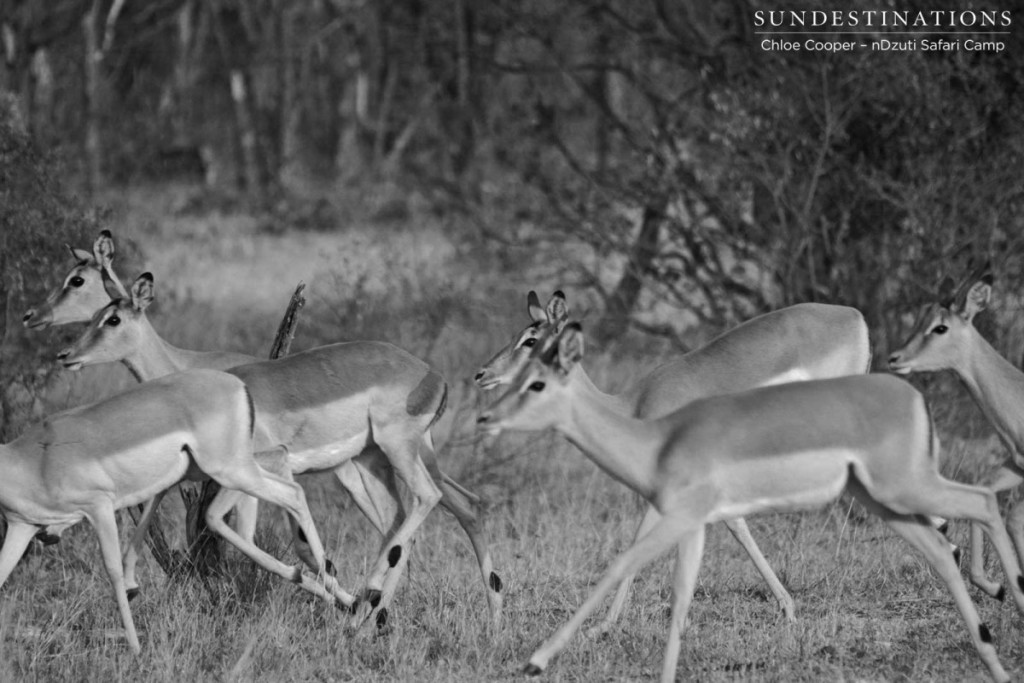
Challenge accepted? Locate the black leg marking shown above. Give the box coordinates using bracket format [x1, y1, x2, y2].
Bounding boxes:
[349, 599, 360, 615]
[979, 623, 993, 644]
[937, 521, 950, 536]
[489, 571, 503, 592]
[291, 566, 303, 584]
[368, 589, 382, 608]
[995, 585, 1006, 602]
[375, 607, 389, 629]
[126, 587, 140, 602]
[523, 663, 543, 676]
[325, 559, 336, 577]
[297, 528, 308, 544]
[952, 547, 962, 566]
[1017, 575, 1024, 593]
[35, 530, 60, 546]
[388, 545, 402, 568]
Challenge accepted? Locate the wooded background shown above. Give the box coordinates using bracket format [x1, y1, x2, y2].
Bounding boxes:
[3, 0, 1024, 387]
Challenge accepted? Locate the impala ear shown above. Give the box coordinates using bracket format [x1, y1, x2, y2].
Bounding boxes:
[555, 322, 584, 374]
[546, 290, 568, 330]
[527, 290, 545, 323]
[68, 244, 93, 263]
[961, 279, 992, 322]
[93, 230, 115, 268]
[130, 273, 155, 312]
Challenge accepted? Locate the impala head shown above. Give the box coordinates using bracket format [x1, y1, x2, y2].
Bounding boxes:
[888, 266, 993, 375]
[474, 290, 568, 389]
[477, 322, 584, 435]
[57, 272, 155, 371]
[22, 229, 129, 329]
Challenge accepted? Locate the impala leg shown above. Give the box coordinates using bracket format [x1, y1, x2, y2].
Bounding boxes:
[0, 521, 39, 589]
[205, 485, 355, 608]
[123, 489, 168, 600]
[89, 501, 141, 654]
[662, 529, 705, 683]
[969, 463, 1024, 599]
[851, 476, 1018, 683]
[586, 504, 660, 638]
[723, 516, 795, 621]
[352, 431, 441, 629]
[336, 450, 404, 546]
[526, 509, 702, 676]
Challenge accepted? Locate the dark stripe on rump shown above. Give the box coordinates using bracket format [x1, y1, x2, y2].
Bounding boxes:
[406, 370, 448, 427]
[244, 386, 256, 437]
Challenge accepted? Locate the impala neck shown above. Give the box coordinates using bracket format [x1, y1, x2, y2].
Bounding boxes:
[122, 316, 191, 382]
[956, 327, 1024, 449]
[556, 366, 663, 500]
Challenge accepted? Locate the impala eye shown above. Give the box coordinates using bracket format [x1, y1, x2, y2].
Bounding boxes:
[528, 381, 545, 392]
[521, 338, 537, 348]
[932, 324, 948, 335]
[69, 276, 85, 288]
[106, 316, 121, 327]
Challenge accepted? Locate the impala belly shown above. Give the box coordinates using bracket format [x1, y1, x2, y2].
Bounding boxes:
[708, 448, 855, 522]
[285, 430, 373, 473]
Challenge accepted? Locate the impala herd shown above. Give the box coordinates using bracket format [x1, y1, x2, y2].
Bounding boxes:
[3, 230, 1022, 681]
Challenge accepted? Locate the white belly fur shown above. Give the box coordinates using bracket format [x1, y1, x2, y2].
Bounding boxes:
[286, 430, 372, 474]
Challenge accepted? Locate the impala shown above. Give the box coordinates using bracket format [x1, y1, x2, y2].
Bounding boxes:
[52, 270, 502, 628]
[22, 229, 129, 329]
[476, 290, 871, 630]
[889, 266, 1024, 599]
[478, 323, 1024, 683]
[0, 368, 350, 654]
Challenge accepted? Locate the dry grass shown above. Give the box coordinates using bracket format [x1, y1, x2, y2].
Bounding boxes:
[6, 188, 1024, 681]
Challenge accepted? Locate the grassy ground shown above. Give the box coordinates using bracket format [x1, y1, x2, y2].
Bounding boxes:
[3, 186, 1023, 681]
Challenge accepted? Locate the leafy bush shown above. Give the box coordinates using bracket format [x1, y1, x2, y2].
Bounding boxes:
[0, 91, 106, 438]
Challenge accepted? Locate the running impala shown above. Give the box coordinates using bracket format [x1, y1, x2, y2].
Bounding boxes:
[889, 266, 1024, 600]
[0, 368, 349, 653]
[476, 290, 871, 631]
[479, 323, 1024, 683]
[26, 232, 502, 629]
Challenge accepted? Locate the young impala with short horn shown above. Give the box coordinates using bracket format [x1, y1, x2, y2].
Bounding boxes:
[478, 323, 1024, 683]
[476, 290, 871, 631]
[889, 265, 1024, 599]
[53, 269, 502, 628]
[0, 368, 351, 654]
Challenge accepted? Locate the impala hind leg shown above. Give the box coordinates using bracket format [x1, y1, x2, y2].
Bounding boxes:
[724, 516, 795, 621]
[122, 489, 168, 600]
[526, 509, 703, 677]
[89, 501, 141, 654]
[849, 478, 1011, 683]
[975, 461, 1024, 597]
[351, 431, 441, 629]
[418, 438, 503, 629]
[206, 479, 355, 608]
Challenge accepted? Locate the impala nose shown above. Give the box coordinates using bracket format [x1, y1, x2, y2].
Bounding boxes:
[476, 413, 491, 424]
[56, 348, 70, 361]
[887, 353, 901, 368]
[474, 370, 485, 381]
[22, 309, 34, 322]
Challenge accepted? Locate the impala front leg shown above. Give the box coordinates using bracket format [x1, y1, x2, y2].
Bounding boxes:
[0, 521, 39, 590]
[969, 462, 1024, 598]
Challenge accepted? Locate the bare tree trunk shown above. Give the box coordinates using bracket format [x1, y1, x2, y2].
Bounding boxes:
[81, 0, 103, 193]
[230, 70, 262, 197]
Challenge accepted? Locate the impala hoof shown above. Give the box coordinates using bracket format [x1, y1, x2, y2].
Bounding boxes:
[523, 663, 543, 676]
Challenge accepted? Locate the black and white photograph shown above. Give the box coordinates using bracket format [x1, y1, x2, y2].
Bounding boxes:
[2, 1, 1024, 680]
